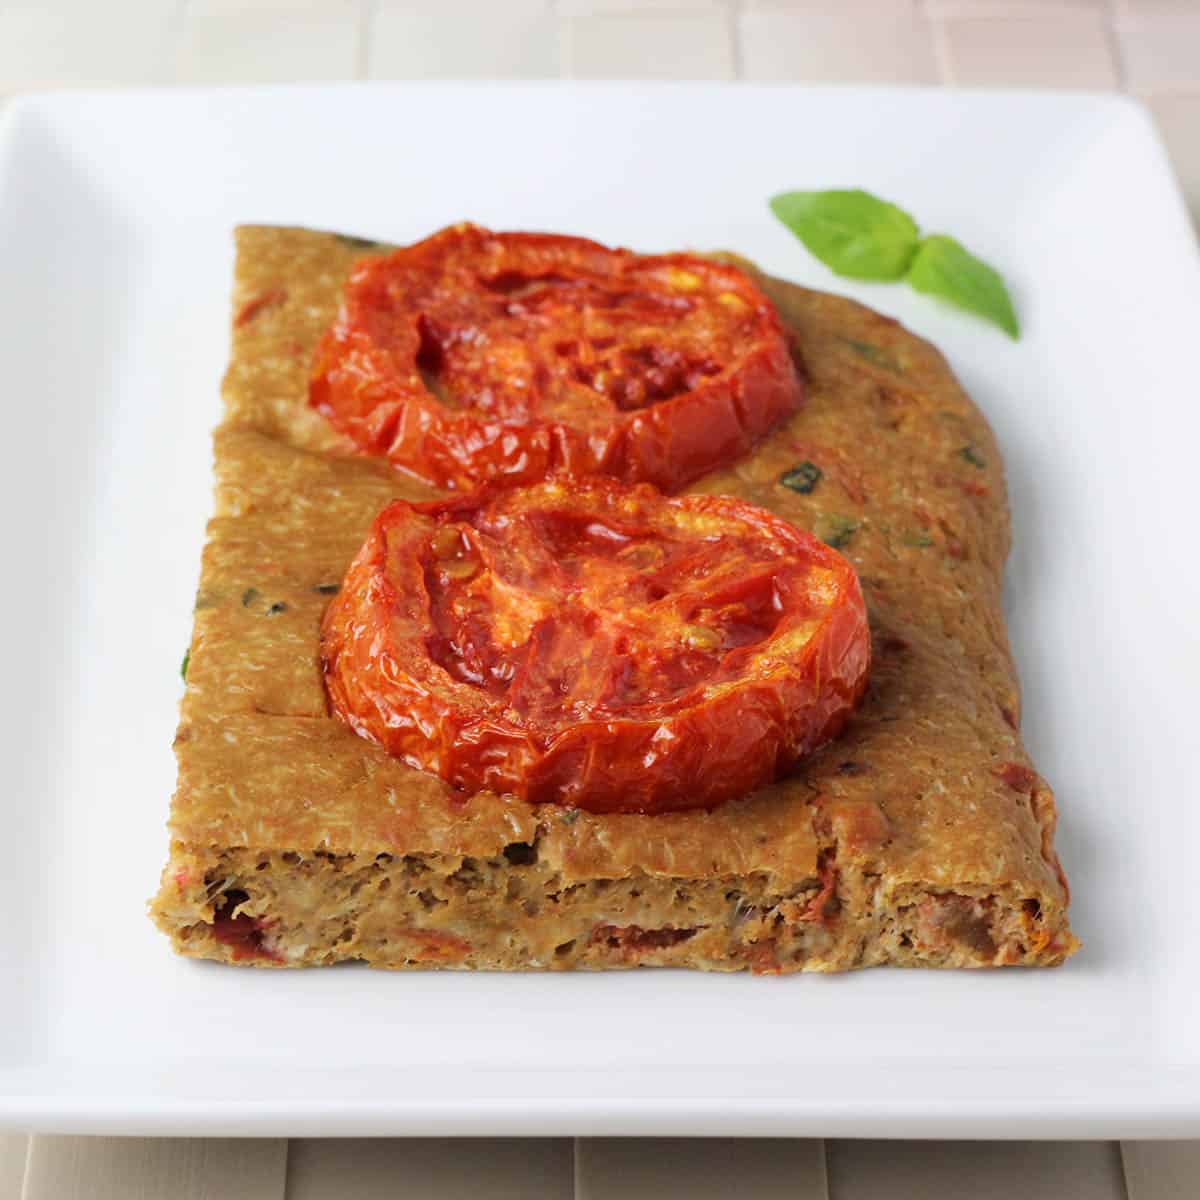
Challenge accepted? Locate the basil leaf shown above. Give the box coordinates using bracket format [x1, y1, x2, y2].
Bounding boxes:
[779, 462, 822, 494]
[840, 337, 902, 373]
[907, 235, 1019, 339]
[770, 189, 919, 281]
[336, 233, 383, 251]
[181, 649, 190, 681]
[821, 515, 860, 550]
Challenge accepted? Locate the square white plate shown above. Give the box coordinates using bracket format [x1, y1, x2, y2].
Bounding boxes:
[1, 83, 1198, 1139]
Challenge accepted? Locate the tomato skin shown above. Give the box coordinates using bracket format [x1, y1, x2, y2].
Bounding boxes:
[310, 225, 802, 493]
[321, 477, 870, 815]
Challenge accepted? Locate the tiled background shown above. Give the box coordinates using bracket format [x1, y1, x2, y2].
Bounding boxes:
[1, 1, 1198, 1197]
[0, 0, 1197, 225]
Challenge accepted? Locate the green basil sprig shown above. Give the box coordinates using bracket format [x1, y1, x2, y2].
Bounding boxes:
[907, 235, 1018, 339]
[769, 189, 1019, 339]
[768, 190, 918, 282]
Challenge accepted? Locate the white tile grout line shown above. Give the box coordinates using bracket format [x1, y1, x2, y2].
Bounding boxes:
[1119, 1141, 1134, 1200]
[277, 1139, 293, 1200]
[730, 0, 745, 82]
[13, 1135, 29, 1200]
[280, 1138, 297, 1200]
[1102, 0, 1129, 91]
[166, 0, 191, 85]
[357, 0, 374, 83]
[922, 0, 958, 87]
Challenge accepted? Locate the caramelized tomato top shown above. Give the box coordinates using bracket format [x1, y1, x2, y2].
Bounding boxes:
[321, 476, 870, 814]
[310, 225, 802, 492]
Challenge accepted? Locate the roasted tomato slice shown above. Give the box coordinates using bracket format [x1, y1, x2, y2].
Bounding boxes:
[309, 224, 802, 492]
[321, 476, 870, 815]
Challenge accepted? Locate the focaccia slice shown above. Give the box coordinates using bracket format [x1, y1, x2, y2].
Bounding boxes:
[150, 226, 1077, 972]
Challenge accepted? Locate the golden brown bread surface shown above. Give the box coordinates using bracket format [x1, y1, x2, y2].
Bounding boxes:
[150, 226, 1078, 972]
